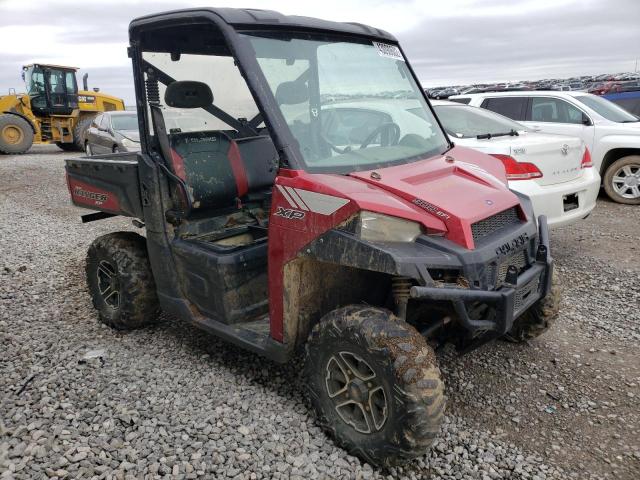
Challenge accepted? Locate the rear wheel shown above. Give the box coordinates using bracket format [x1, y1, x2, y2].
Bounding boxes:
[0, 114, 34, 154]
[86, 232, 160, 330]
[72, 115, 96, 151]
[603, 156, 640, 205]
[304, 306, 445, 467]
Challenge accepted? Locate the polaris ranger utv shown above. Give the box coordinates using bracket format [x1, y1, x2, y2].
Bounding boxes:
[65, 8, 559, 466]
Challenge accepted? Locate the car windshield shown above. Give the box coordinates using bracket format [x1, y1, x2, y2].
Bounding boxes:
[243, 32, 449, 173]
[574, 95, 639, 122]
[111, 114, 139, 131]
[429, 104, 527, 138]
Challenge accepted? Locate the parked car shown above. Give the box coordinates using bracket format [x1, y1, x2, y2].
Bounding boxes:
[85, 111, 140, 155]
[604, 90, 640, 117]
[450, 91, 640, 204]
[429, 101, 599, 227]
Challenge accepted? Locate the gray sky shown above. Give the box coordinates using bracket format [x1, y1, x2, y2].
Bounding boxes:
[1, 0, 639, 104]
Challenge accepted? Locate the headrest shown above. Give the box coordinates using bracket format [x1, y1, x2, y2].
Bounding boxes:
[275, 80, 309, 105]
[165, 81, 213, 109]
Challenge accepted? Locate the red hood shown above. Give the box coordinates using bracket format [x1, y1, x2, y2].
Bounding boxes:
[349, 146, 522, 248]
[287, 146, 522, 249]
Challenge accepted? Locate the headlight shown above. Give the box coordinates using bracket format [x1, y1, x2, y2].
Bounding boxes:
[356, 211, 422, 242]
[121, 138, 138, 148]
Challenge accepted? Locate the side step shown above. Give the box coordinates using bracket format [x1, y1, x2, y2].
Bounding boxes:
[158, 293, 291, 363]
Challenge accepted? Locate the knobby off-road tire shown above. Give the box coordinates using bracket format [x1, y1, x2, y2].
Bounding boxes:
[56, 115, 95, 152]
[505, 275, 561, 343]
[0, 114, 34, 154]
[86, 232, 160, 330]
[603, 156, 640, 205]
[304, 306, 445, 467]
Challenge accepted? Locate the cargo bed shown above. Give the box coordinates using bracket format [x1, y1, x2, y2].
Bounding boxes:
[65, 153, 144, 219]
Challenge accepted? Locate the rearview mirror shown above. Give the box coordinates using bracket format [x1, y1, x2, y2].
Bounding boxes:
[165, 81, 213, 109]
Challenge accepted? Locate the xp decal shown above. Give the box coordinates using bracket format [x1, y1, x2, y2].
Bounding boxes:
[275, 206, 305, 220]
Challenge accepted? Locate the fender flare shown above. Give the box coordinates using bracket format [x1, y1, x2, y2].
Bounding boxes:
[2, 110, 37, 134]
[598, 141, 640, 176]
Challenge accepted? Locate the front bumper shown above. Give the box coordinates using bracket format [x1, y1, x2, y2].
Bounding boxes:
[409, 215, 553, 336]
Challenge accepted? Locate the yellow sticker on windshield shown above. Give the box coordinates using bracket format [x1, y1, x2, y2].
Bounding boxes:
[373, 42, 405, 62]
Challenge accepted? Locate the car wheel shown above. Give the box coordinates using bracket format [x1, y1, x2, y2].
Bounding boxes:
[304, 305, 445, 467]
[603, 156, 640, 205]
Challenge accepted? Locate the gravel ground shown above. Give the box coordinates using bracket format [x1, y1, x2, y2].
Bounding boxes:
[1, 146, 639, 479]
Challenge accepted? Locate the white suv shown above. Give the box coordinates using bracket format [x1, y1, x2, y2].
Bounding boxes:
[450, 91, 640, 204]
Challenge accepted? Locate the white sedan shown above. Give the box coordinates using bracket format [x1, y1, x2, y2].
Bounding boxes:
[429, 101, 600, 227]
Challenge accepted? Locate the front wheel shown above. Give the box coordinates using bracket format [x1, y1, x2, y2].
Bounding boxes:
[505, 275, 560, 342]
[0, 114, 34, 154]
[603, 156, 640, 205]
[86, 232, 160, 330]
[304, 306, 445, 467]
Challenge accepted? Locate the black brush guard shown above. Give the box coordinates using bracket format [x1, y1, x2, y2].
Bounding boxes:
[410, 216, 553, 336]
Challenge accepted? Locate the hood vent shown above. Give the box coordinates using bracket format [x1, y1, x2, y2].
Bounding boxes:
[471, 207, 521, 241]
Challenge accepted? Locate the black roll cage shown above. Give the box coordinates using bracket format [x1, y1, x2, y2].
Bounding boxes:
[128, 8, 453, 171]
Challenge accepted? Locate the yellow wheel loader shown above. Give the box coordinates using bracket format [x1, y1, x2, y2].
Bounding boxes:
[0, 64, 125, 154]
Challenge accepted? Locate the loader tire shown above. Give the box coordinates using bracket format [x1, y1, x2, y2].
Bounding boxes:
[304, 305, 445, 467]
[72, 115, 96, 151]
[505, 275, 560, 343]
[86, 232, 160, 330]
[0, 114, 34, 154]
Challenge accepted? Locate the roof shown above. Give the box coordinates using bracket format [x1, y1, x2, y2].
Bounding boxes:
[23, 64, 79, 71]
[450, 90, 593, 99]
[129, 7, 396, 42]
[430, 100, 465, 106]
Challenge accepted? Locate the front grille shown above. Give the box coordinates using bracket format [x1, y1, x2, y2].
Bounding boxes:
[498, 250, 528, 285]
[514, 275, 541, 312]
[471, 207, 521, 242]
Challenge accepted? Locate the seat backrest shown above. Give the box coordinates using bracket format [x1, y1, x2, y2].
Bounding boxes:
[532, 104, 554, 122]
[168, 130, 277, 210]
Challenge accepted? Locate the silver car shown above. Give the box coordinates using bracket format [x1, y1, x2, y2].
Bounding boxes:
[85, 111, 140, 155]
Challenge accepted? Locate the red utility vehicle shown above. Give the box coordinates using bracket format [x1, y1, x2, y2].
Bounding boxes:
[65, 8, 558, 466]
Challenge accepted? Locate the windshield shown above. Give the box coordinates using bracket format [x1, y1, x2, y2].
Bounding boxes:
[111, 114, 139, 131]
[430, 104, 527, 138]
[243, 33, 449, 173]
[574, 95, 639, 122]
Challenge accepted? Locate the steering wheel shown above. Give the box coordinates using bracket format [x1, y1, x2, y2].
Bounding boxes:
[360, 122, 401, 149]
